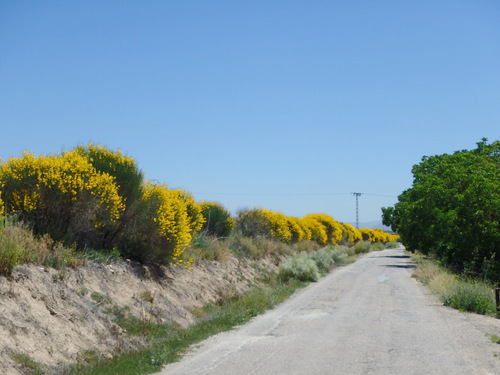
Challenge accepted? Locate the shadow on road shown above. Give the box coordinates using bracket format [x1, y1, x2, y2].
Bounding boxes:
[379, 255, 411, 259]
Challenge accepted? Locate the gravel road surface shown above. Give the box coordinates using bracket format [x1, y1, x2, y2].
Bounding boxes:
[161, 247, 500, 374]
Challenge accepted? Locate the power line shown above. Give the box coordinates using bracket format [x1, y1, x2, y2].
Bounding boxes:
[193, 192, 348, 196]
[193, 192, 397, 198]
[361, 193, 398, 198]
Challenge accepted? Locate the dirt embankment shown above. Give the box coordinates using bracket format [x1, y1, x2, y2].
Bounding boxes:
[0, 256, 279, 374]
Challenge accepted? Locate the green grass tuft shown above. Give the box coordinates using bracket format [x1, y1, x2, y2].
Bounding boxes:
[442, 278, 496, 315]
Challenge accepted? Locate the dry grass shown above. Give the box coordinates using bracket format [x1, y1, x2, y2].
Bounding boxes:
[0, 222, 84, 276]
[410, 251, 497, 316]
[411, 252, 457, 295]
[428, 272, 457, 295]
[186, 237, 233, 262]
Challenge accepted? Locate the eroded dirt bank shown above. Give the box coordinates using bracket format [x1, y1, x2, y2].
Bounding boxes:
[0, 256, 278, 374]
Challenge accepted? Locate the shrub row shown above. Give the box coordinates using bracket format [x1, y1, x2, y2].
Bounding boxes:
[234, 208, 398, 246]
[0, 144, 398, 273]
[0, 145, 211, 266]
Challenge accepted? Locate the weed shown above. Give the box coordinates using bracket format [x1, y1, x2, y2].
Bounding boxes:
[91, 292, 111, 306]
[324, 245, 355, 265]
[10, 352, 46, 374]
[229, 234, 263, 259]
[302, 249, 334, 274]
[77, 350, 101, 366]
[278, 256, 320, 282]
[370, 242, 385, 251]
[141, 290, 155, 304]
[385, 240, 400, 249]
[104, 304, 130, 320]
[412, 251, 497, 316]
[94, 330, 107, 340]
[82, 247, 121, 264]
[491, 335, 500, 344]
[0, 236, 23, 277]
[293, 240, 321, 253]
[215, 286, 241, 305]
[253, 236, 294, 257]
[59, 289, 67, 300]
[353, 240, 371, 254]
[7, 285, 17, 298]
[442, 279, 495, 315]
[185, 237, 232, 262]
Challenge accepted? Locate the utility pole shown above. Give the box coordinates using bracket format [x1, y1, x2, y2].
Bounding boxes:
[352, 192, 362, 229]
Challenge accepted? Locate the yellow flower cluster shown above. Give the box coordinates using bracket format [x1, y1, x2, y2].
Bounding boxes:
[340, 222, 363, 244]
[142, 182, 204, 264]
[261, 210, 293, 243]
[76, 143, 143, 206]
[304, 214, 344, 245]
[0, 150, 124, 225]
[360, 228, 399, 243]
[0, 191, 4, 216]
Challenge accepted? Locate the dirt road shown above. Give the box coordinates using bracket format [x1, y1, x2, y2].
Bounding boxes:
[161, 248, 500, 374]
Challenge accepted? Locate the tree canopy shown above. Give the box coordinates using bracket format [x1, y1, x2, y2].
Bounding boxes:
[382, 139, 500, 281]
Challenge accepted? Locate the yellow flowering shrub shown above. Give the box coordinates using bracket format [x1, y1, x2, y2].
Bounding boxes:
[359, 228, 399, 243]
[234, 209, 297, 243]
[173, 189, 205, 234]
[0, 150, 124, 247]
[299, 216, 328, 245]
[360, 228, 373, 242]
[304, 214, 343, 245]
[137, 182, 202, 264]
[340, 222, 362, 244]
[389, 233, 400, 242]
[76, 143, 144, 207]
[261, 210, 293, 243]
[286, 217, 306, 243]
[295, 217, 313, 241]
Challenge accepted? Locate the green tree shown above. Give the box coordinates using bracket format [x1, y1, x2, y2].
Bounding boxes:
[383, 139, 500, 280]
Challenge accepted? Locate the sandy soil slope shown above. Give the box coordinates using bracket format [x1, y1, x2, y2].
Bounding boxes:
[0, 256, 278, 374]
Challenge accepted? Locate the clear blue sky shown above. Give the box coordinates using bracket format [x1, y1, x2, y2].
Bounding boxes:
[1, 1, 499, 225]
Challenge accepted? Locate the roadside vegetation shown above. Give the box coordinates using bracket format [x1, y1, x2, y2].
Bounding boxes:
[383, 139, 500, 283]
[0, 144, 399, 374]
[383, 138, 500, 316]
[56, 241, 395, 375]
[4, 234, 398, 375]
[411, 252, 497, 316]
[0, 143, 398, 277]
